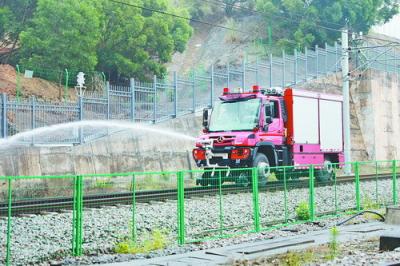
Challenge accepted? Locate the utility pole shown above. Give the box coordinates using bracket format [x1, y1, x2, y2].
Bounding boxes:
[342, 27, 352, 174]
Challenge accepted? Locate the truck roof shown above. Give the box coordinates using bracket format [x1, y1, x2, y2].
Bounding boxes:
[220, 86, 343, 102]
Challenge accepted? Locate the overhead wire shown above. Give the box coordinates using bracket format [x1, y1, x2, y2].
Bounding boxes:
[107, 0, 249, 34]
[202, 0, 345, 32]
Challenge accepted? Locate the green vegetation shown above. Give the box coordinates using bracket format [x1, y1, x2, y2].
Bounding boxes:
[282, 250, 314, 266]
[326, 226, 339, 260]
[0, 0, 192, 80]
[256, 0, 399, 51]
[295, 201, 310, 221]
[115, 229, 169, 254]
[1, 0, 398, 80]
[362, 195, 380, 210]
[18, 0, 100, 74]
[94, 179, 113, 189]
[185, 0, 255, 19]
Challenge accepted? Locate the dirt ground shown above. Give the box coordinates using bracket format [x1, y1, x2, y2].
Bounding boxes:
[0, 64, 77, 101]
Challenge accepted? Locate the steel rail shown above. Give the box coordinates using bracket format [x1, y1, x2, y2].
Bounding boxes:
[0, 173, 392, 216]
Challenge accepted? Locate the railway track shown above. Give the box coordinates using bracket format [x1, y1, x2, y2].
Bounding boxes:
[0, 173, 393, 216]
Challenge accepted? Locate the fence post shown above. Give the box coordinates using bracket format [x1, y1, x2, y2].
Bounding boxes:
[294, 49, 298, 84]
[16, 65, 21, 102]
[130, 78, 135, 122]
[325, 43, 328, 74]
[173, 71, 178, 117]
[31, 96, 36, 145]
[64, 69, 69, 102]
[283, 167, 288, 223]
[131, 174, 137, 242]
[255, 57, 260, 85]
[242, 58, 246, 89]
[210, 65, 214, 108]
[153, 75, 157, 123]
[309, 165, 315, 221]
[227, 62, 230, 88]
[315, 44, 319, 78]
[78, 96, 83, 144]
[305, 47, 308, 81]
[72, 175, 83, 256]
[6, 177, 12, 266]
[251, 168, 260, 232]
[269, 54, 273, 87]
[106, 81, 110, 120]
[393, 160, 398, 205]
[355, 162, 361, 211]
[335, 42, 339, 72]
[177, 171, 185, 245]
[282, 50, 285, 87]
[2, 93, 7, 138]
[192, 71, 195, 112]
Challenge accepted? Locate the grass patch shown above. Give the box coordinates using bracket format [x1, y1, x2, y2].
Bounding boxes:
[281, 250, 315, 266]
[295, 201, 310, 221]
[114, 229, 169, 254]
[94, 179, 113, 189]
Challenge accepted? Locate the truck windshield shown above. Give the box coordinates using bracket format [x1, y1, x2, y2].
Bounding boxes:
[209, 98, 260, 132]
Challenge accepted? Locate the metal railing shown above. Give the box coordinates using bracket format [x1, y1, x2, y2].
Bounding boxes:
[0, 43, 342, 145]
[0, 159, 398, 265]
[1, 40, 398, 145]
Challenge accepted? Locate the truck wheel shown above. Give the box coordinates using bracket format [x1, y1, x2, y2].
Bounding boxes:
[197, 172, 209, 186]
[253, 153, 270, 187]
[236, 171, 251, 187]
[315, 160, 335, 182]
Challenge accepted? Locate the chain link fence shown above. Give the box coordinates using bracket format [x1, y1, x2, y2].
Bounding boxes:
[1, 159, 398, 265]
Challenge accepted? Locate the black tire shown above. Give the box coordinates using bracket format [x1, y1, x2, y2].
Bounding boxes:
[253, 153, 270, 187]
[315, 160, 335, 182]
[235, 170, 251, 187]
[198, 170, 212, 186]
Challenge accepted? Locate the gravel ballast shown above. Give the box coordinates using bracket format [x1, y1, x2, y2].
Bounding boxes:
[0, 179, 394, 265]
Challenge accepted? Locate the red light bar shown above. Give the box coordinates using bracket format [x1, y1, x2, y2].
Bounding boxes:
[223, 87, 229, 95]
[252, 85, 259, 93]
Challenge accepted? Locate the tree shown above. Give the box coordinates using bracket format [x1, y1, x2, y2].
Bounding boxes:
[18, 0, 101, 72]
[0, 0, 37, 63]
[256, 0, 399, 51]
[185, 0, 255, 19]
[96, 0, 192, 80]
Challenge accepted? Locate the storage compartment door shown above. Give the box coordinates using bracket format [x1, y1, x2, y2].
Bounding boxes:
[320, 100, 343, 151]
[293, 96, 319, 144]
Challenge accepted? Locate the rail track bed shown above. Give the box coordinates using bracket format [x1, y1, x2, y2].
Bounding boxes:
[0, 173, 392, 216]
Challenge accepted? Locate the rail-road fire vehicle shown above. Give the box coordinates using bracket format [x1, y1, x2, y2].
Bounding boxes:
[192, 86, 344, 186]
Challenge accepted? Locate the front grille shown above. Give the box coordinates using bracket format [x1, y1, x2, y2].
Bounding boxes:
[209, 135, 235, 146]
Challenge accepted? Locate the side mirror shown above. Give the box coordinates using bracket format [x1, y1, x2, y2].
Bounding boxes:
[265, 116, 273, 124]
[203, 108, 210, 128]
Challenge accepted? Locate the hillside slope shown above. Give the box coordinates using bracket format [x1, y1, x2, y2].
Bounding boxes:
[0, 64, 76, 101]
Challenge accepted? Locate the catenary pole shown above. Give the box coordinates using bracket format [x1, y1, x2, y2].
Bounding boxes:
[342, 27, 352, 174]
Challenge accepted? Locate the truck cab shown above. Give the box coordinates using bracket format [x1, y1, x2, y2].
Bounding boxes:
[193, 86, 344, 186]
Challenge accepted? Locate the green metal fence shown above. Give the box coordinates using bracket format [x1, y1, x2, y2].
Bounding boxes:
[1, 160, 399, 265]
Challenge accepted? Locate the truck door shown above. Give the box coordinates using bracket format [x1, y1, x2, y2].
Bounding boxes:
[264, 100, 283, 136]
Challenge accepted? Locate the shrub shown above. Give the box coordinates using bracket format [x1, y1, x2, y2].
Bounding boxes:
[114, 229, 168, 254]
[295, 201, 310, 220]
[283, 250, 314, 266]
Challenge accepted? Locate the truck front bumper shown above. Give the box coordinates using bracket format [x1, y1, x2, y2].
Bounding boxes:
[194, 146, 255, 168]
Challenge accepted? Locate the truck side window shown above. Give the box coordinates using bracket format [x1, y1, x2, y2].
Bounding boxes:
[271, 100, 279, 119]
[280, 99, 288, 123]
